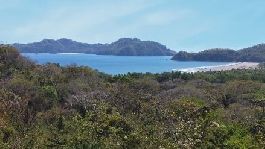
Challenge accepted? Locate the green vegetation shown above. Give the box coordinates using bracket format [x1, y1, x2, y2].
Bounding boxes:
[0, 45, 264, 148]
[172, 44, 265, 62]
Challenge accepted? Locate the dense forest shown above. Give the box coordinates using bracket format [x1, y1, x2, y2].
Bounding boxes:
[13, 38, 176, 56]
[0, 45, 265, 148]
[172, 44, 265, 62]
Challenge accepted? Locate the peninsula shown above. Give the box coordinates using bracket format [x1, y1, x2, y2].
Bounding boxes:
[172, 44, 265, 62]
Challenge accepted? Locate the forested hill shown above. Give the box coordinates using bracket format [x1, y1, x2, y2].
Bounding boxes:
[172, 44, 265, 62]
[13, 38, 176, 56]
[1, 45, 264, 148]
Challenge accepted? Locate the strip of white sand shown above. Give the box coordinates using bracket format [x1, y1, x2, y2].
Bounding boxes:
[175, 62, 259, 73]
[57, 53, 84, 54]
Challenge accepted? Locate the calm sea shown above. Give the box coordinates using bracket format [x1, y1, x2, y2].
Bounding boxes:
[22, 53, 229, 75]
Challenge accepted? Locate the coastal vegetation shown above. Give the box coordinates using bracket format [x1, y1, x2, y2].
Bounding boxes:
[172, 44, 265, 62]
[0, 45, 265, 148]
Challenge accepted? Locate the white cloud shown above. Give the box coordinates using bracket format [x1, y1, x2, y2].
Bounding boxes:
[139, 10, 190, 26]
[10, 0, 159, 43]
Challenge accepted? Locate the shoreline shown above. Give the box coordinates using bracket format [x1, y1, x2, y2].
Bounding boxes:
[176, 62, 259, 73]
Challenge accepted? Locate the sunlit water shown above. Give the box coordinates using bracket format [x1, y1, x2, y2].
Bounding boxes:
[22, 53, 230, 75]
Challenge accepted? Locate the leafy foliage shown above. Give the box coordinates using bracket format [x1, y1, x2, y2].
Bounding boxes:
[0, 46, 264, 148]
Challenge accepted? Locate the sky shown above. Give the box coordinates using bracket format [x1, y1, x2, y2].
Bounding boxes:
[1, 0, 265, 52]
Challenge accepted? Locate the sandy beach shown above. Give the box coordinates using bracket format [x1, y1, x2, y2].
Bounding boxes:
[177, 62, 259, 73]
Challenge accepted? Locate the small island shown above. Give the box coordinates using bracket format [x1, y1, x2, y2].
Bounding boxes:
[13, 38, 176, 56]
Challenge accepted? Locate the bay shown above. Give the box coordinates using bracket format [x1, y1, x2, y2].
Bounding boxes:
[22, 53, 230, 75]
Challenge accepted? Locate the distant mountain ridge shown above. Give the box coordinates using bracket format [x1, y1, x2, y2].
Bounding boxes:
[172, 44, 265, 62]
[13, 38, 176, 56]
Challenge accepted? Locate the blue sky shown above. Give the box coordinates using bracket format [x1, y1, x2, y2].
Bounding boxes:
[1, 0, 265, 52]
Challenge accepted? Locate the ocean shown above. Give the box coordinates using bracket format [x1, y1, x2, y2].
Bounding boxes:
[22, 53, 230, 75]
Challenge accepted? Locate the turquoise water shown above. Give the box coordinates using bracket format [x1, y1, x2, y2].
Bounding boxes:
[22, 53, 229, 75]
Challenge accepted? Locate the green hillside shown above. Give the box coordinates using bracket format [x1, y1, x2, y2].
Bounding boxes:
[0, 46, 264, 148]
[172, 44, 265, 62]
